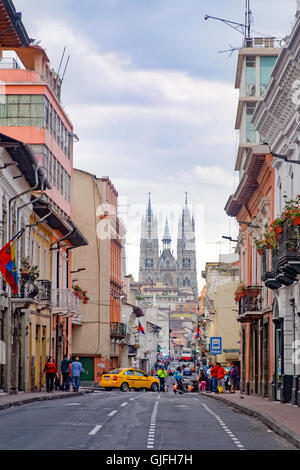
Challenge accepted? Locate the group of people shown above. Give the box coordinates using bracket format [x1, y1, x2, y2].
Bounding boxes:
[197, 362, 240, 394]
[43, 356, 83, 393]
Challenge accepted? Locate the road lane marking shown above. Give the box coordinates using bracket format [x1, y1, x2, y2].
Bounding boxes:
[108, 410, 118, 417]
[201, 403, 245, 451]
[64, 403, 81, 406]
[147, 396, 160, 449]
[89, 425, 102, 436]
[121, 402, 128, 407]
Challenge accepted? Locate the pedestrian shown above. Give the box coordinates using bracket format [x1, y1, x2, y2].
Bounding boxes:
[210, 362, 219, 393]
[197, 369, 208, 392]
[157, 366, 168, 392]
[61, 355, 71, 391]
[43, 356, 58, 393]
[224, 363, 232, 391]
[71, 356, 83, 392]
[216, 362, 225, 393]
[229, 362, 238, 393]
[206, 364, 212, 392]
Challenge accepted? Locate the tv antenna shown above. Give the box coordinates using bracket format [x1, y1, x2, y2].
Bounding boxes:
[57, 46, 70, 83]
[204, 0, 252, 39]
[218, 44, 242, 57]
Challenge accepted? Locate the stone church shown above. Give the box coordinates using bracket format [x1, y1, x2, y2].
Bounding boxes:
[139, 194, 198, 299]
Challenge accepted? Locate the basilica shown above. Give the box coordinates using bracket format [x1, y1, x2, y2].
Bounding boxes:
[138, 194, 198, 299]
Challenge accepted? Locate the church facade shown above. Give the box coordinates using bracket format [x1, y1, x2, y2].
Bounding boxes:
[139, 195, 198, 299]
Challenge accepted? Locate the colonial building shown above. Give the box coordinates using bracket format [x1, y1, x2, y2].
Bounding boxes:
[252, 5, 300, 405]
[139, 194, 198, 299]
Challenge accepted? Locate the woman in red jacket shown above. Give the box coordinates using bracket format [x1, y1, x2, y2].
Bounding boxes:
[217, 363, 225, 392]
[43, 356, 58, 393]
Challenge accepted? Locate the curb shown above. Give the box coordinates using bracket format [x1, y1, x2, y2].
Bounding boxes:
[199, 392, 300, 450]
[0, 390, 94, 411]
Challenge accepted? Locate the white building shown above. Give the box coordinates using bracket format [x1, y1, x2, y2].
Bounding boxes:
[252, 4, 300, 404]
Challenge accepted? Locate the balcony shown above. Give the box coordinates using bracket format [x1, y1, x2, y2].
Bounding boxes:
[128, 345, 138, 356]
[262, 222, 300, 290]
[12, 274, 51, 303]
[52, 289, 81, 319]
[110, 322, 127, 339]
[238, 286, 263, 323]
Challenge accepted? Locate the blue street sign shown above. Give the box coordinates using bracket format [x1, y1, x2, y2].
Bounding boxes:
[210, 337, 222, 355]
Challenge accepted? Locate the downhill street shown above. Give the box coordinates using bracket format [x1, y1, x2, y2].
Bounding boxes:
[0, 380, 295, 451]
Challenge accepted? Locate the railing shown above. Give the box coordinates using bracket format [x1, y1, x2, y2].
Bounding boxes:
[278, 222, 300, 268]
[52, 289, 81, 317]
[110, 322, 127, 338]
[239, 287, 263, 316]
[243, 37, 281, 48]
[12, 273, 39, 299]
[36, 280, 52, 302]
[0, 58, 20, 69]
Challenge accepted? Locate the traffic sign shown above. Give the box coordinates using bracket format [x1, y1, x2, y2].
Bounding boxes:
[210, 337, 222, 355]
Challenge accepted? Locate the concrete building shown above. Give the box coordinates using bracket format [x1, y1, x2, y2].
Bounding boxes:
[202, 255, 240, 365]
[71, 169, 111, 382]
[252, 4, 300, 404]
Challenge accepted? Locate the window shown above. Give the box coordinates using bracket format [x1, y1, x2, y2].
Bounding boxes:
[246, 56, 256, 96]
[246, 102, 257, 143]
[44, 248, 48, 279]
[136, 370, 147, 377]
[260, 56, 277, 95]
[124, 370, 135, 376]
[53, 158, 56, 187]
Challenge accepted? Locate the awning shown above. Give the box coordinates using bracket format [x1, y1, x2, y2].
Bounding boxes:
[32, 198, 88, 249]
[0, 132, 50, 190]
[0, 0, 32, 47]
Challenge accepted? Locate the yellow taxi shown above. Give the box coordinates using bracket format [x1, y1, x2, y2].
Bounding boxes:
[100, 368, 159, 392]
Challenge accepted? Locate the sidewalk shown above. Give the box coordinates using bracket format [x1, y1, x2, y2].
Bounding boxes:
[200, 390, 300, 449]
[0, 388, 94, 411]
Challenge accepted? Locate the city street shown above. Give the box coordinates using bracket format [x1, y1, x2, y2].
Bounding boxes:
[0, 379, 295, 450]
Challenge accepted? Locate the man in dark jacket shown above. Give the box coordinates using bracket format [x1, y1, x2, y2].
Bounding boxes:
[61, 355, 71, 391]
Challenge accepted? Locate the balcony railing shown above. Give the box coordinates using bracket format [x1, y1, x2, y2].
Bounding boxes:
[262, 222, 300, 290]
[0, 58, 21, 69]
[12, 274, 51, 302]
[52, 289, 81, 317]
[110, 322, 127, 338]
[238, 287, 263, 322]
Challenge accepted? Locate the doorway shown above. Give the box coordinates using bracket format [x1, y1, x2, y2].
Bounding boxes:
[274, 319, 283, 401]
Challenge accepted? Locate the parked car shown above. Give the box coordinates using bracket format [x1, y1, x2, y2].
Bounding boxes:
[100, 368, 159, 392]
[183, 367, 192, 376]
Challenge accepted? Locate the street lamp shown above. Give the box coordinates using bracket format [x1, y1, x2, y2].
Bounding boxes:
[222, 236, 238, 243]
[71, 268, 86, 274]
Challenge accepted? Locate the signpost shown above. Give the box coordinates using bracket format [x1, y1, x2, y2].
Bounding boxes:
[210, 337, 222, 355]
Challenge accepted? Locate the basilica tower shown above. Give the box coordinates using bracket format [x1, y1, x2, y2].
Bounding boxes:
[138, 194, 159, 283]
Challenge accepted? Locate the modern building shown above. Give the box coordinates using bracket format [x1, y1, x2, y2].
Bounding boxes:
[252, 5, 300, 404]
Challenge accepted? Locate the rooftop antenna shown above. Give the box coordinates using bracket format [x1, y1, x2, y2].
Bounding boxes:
[57, 46, 66, 77]
[61, 54, 70, 83]
[204, 0, 252, 39]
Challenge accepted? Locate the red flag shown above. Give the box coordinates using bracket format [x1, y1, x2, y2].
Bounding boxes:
[0, 240, 18, 294]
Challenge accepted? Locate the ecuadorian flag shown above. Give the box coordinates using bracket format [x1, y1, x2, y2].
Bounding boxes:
[136, 321, 145, 334]
[0, 240, 18, 294]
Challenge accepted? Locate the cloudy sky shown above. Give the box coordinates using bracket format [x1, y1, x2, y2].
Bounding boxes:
[14, 0, 298, 287]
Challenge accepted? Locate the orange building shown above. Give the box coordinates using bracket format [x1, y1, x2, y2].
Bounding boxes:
[0, 41, 87, 368]
[226, 146, 275, 398]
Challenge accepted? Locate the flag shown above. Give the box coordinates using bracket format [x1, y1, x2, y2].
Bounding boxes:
[136, 321, 145, 335]
[196, 322, 199, 338]
[0, 240, 18, 294]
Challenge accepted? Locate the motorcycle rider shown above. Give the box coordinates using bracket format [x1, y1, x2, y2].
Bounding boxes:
[173, 366, 185, 394]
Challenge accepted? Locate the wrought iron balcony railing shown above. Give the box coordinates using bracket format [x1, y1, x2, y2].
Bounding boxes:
[12, 274, 52, 302]
[238, 286, 263, 316]
[110, 322, 127, 338]
[262, 222, 300, 290]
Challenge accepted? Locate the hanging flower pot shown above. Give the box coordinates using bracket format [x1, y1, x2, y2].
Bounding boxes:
[74, 291, 80, 297]
[293, 216, 300, 226]
[79, 292, 84, 300]
[83, 299, 88, 304]
[258, 248, 264, 256]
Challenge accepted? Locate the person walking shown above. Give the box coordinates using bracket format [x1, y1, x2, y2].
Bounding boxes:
[43, 356, 58, 393]
[71, 357, 83, 392]
[206, 364, 212, 392]
[210, 362, 219, 393]
[224, 363, 232, 392]
[157, 366, 168, 392]
[217, 362, 225, 393]
[229, 362, 238, 393]
[61, 355, 71, 391]
[197, 369, 208, 392]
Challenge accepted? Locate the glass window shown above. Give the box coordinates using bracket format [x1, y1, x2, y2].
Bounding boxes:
[52, 158, 56, 187]
[260, 56, 277, 95]
[135, 370, 147, 377]
[124, 370, 135, 376]
[246, 102, 257, 143]
[246, 56, 256, 96]
[56, 162, 60, 190]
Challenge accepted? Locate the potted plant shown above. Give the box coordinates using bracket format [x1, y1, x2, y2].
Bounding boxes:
[73, 285, 82, 298]
[271, 217, 284, 236]
[21, 257, 31, 275]
[253, 238, 264, 255]
[250, 284, 260, 297]
[30, 265, 40, 281]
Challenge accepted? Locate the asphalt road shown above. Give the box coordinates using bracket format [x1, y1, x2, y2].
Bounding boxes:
[0, 379, 296, 450]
